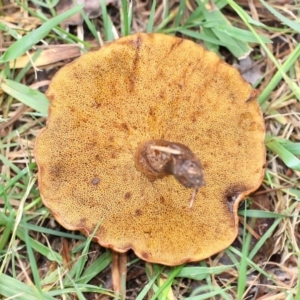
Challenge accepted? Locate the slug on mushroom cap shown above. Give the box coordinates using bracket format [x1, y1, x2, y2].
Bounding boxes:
[135, 139, 205, 207]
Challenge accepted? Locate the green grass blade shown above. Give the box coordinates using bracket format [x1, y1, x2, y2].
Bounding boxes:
[0, 152, 21, 174]
[179, 29, 228, 47]
[248, 216, 283, 260]
[201, 27, 221, 54]
[121, 0, 130, 36]
[63, 221, 103, 297]
[185, 3, 206, 24]
[16, 226, 62, 263]
[0, 21, 21, 39]
[150, 265, 184, 300]
[173, 0, 186, 28]
[47, 285, 113, 297]
[73, 246, 91, 282]
[229, 246, 276, 282]
[0, 211, 15, 251]
[260, 0, 300, 31]
[239, 210, 291, 218]
[162, 0, 169, 20]
[202, 9, 251, 58]
[275, 139, 300, 155]
[0, 178, 37, 275]
[100, 1, 114, 41]
[30, 0, 59, 9]
[296, 254, 300, 300]
[177, 265, 235, 280]
[227, 0, 300, 101]
[147, 0, 157, 33]
[266, 134, 300, 171]
[259, 43, 300, 104]
[282, 188, 300, 199]
[136, 270, 160, 300]
[1, 79, 49, 115]
[18, 3, 89, 47]
[187, 286, 232, 299]
[0, 273, 55, 300]
[82, 12, 100, 44]
[155, 10, 177, 32]
[0, 4, 84, 63]
[236, 216, 254, 299]
[78, 251, 112, 284]
[215, 25, 272, 43]
[24, 223, 86, 240]
[0, 167, 28, 197]
[24, 225, 42, 294]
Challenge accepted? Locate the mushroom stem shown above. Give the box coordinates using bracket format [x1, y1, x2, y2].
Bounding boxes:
[135, 139, 205, 207]
[111, 251, 127, 300]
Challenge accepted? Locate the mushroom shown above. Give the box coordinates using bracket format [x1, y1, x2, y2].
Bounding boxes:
[35, 33, 265, 288]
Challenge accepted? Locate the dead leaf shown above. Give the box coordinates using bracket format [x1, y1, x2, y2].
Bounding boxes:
[7, 46, 81, 69]
[237, 56, 263, 86]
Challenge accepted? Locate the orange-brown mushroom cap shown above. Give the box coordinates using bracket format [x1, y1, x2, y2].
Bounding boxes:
[35, 33, 266, 266]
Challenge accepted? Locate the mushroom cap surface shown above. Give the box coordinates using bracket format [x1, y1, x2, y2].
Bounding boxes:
[35, 33, 265, 266]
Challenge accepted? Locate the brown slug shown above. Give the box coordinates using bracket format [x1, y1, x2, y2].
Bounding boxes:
[135, 139, 205, 207]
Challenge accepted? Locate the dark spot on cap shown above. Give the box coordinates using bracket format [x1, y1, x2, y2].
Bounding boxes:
[48, 164, 64, 178]
[121, 123, 129, 131]
[135, 209, 142, 216]
[92, 102, 101, 109]
[169, 38, 184, 52]
[202, 162, 209, 169]
[124, 192, 132, 199]
[245, 89, 259, 102]
[141, 252, 149, 260]
[131, 35, 142, 50]
[92, 178, 100, 185]
[68, 106, 75, 112]
[223, 184, 248, 212]
[149, 107, 155, 116]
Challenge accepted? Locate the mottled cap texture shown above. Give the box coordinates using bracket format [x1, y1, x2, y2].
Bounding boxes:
[35, 33, 265, 266]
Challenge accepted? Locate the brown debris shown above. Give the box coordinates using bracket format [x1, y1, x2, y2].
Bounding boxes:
[56, 0, 117, 27]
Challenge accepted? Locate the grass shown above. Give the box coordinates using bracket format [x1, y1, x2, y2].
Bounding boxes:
[1, 0, 300, 299]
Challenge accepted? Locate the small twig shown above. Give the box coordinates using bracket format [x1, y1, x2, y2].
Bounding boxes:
[252, 184, 300, 196]
[189, 187, 198, 208]
[150, 145, 181, 155]
[0, 104, 28, 131]
[25, 50, 41, 79]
